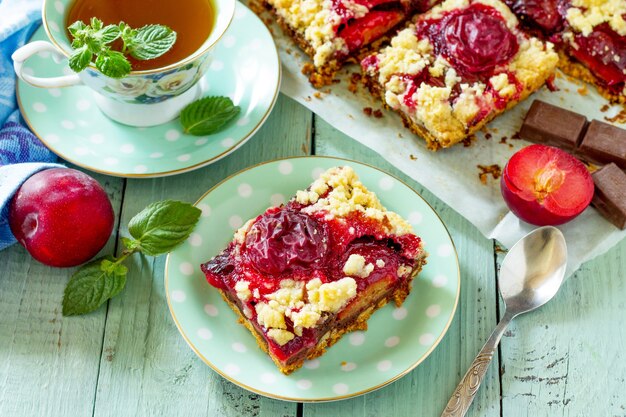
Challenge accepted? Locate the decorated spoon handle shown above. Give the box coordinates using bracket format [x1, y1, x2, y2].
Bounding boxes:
[441, 312, 514, 417]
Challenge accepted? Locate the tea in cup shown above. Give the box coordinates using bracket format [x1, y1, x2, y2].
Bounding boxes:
[13, 0, 235, 127]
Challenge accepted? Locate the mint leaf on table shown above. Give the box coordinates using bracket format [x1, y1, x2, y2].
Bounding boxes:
[127, 200, 201, 256]
[62, 258, 127, 316]
[62, 200, 200, 316]
[180, 97, 241, 136]
[127, 24, 177, 60]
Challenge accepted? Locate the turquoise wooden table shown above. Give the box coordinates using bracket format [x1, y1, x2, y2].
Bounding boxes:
[1, 95, 625, 417]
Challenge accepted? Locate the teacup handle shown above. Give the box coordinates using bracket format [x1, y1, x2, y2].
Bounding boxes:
[12, 41, 83, 88]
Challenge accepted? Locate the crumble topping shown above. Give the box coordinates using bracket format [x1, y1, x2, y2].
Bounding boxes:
[397, 265, 413, 277]
[343, 254, 375, 278]
[268, 0, 353, 66]
[254, 277, 357, 334]
[267, 279, 305, 307]
[234, 218, 255, 244]
[289, 304, 322, 330]
[306, 277, 357, 312]
[566, 0, 626, 36]
[256, 301, 287, 329]
[267, 329, 296, 346]
[297, 167, 414, 236]
[235, 281, 251, 302]
[376, 259, 386, 268]
[489, 73, 517, 98]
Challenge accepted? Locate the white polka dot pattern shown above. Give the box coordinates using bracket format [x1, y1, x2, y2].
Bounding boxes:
[171, 290, 186, 302]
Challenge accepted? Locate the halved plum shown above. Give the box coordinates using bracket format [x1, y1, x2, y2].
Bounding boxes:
[501, 144, 594, 225]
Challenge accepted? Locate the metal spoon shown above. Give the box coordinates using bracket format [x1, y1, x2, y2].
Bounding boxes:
[441, 226, 567, 417]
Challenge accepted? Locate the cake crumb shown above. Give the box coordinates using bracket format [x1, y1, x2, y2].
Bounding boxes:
[348, 73, 361, 93]
[577, 85, 588, 96]
[304, 96, 312, 102]
[512, 131, 521, 140]
[600, 104, 610, 112]
[462, 135, 476, 147]
[478, 164, 502, 185]
[397, 133, 404, 138]
[302, 63, 315, 76]
[409, 154, 417, 161]
[499, 136, 508, 144]
[605, 108, 626, 124]
[485, 133, 492, 140]
[363, 107, 373, 117]
[313, 92, 323, 99]
[373, 109, 383, 118]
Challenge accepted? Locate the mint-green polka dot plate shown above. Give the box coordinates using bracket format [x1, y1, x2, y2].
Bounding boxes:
[17, 3, 280, 178]
[165, 156, 460, 402]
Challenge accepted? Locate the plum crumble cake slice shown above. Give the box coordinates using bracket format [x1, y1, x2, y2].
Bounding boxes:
[265, 0, 441, 87]
[504, 0, 626, 104]
[201, 166, 427, 375]
[360, 0, 558, 150]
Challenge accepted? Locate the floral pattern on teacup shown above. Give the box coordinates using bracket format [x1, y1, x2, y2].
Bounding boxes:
[96, 57, 209, 104]
[148, 68, 196, 97]
[105, 77, 151, 97]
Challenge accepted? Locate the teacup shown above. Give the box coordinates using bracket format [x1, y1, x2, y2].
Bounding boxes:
[13, 0, 235, 127]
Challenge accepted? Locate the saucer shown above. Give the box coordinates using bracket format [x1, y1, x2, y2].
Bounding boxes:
[165, 157, 460, 401]
[17, 2, 280, 178]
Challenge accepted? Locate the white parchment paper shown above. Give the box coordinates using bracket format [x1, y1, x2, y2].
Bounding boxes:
[263, 10, 626, 277]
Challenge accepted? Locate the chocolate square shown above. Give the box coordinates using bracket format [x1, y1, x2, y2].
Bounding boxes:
[578, 120, 626, 169]
[519, 100, 588, 150]
[591, 163, 626, 230]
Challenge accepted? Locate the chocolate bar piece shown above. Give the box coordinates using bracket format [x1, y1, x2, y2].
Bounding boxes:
[519, 100, 588, 150]
[578, 120, 626, 169]
[591, 163, 626, 230]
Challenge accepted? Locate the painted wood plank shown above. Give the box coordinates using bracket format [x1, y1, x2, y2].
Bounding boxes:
[307, 118, 501, 417]
[92, 95, 310, 417]
[0, 171, 124, 417]
[498, 239, 626, 416]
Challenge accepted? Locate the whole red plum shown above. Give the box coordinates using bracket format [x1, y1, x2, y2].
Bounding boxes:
[9, 168, 114, 267]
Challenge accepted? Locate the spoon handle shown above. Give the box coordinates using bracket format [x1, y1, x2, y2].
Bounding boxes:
[441, 312, 514, 417]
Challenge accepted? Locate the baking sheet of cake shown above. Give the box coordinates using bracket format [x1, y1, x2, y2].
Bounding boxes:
[249, 1, 626, 277]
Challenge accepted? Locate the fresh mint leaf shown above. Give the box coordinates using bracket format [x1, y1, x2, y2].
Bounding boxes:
[97, 24, 121, 44]
[119, 22, 137, 48]
[101, 259, 128, 276]
[90, 17, 104, 31]
[68, 20, 87, 38]
[128, 24, 177, 60]
[62, 257, 127, 316]
[67, 20, 175, 78]
[68, 45, 93, 72]
[95, 49, 131, 78]
[180, 97, 240, 136]
[121, 237, 143, 252]
[128, 200, 201, 256]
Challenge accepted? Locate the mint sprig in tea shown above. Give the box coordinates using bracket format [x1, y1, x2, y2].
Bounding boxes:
[66, 0, 214, 75]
